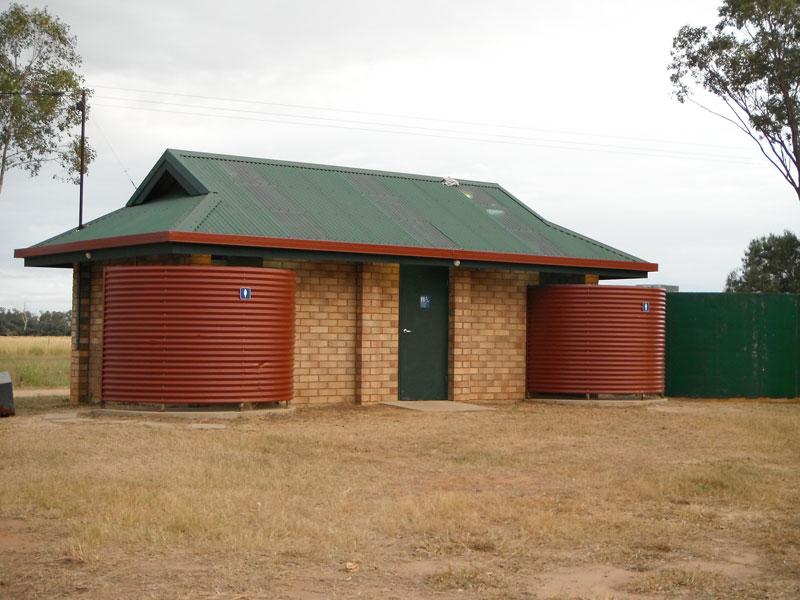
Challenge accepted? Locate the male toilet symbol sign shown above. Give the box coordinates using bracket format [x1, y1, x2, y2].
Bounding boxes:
[240, 287, 252, 301]
[642, 301, 650, 313]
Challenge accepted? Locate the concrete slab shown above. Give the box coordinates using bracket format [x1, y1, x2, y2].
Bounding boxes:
[88, 406, 295, 420]
[15, 388, 69, 398]
[189, 423, 227, 430]
[42, 410, 81, 420]
[527, 397, 667, 408]
[381, 400, 493, 413]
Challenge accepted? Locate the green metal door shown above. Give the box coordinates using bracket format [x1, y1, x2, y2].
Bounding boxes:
[398, 265, 449, 400]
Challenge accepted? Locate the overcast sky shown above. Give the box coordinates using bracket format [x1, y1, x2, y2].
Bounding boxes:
[2, 0, 798, 311]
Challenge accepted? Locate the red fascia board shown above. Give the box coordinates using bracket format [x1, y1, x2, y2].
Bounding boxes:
[14, 230, 658, 272]
[15, 232, 170, 258]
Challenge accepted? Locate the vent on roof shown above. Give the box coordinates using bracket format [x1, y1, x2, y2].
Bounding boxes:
[442, 176, 460, 187]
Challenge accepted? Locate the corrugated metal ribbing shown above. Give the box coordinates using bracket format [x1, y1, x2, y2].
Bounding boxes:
[102, 266, 294, 404]
[526, 285, 665, 395]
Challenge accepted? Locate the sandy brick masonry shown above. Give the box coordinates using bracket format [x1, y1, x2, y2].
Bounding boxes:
[355, 263, 399, 404]
[69, 264, 91, 404]
[265, 260, 359, 404]
[449, 268, 540, 403]
[264, 260, 399, 405]
[87, 263, 104, 401]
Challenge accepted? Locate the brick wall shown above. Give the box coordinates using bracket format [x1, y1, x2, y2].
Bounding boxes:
[355, 263, 399, 404]
[450, 267, 539, 403]
[264, 260, 400, 405]
[87, 263, 104, 402]
[69, 264, 91, 404]
[265, 260, 359, 405]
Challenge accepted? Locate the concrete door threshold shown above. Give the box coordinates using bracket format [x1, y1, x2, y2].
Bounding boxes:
[381, 400, 493, 412]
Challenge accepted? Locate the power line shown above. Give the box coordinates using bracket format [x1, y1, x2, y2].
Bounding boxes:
[94, 94, 754, 161]
[90, 83, 744, 152]
[0, 91, 64, 96]
[91, 115, 138, 189]
[93, 102, 761, 164]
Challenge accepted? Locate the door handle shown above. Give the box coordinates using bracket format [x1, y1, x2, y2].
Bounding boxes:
[402, 328, 412, 334]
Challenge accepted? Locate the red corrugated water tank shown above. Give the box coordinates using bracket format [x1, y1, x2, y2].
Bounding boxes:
[526, 285, 665, 396]
[102, 266, 294, 405]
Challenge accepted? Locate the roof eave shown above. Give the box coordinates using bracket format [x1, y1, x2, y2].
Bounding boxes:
[14, 231, 658, 273]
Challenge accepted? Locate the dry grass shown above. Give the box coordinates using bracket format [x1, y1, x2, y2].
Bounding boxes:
[426, 566, 503, 592]
[625, 567, 773, 598]
[0, 336, 70, 388]
[0, 400, 799, 599]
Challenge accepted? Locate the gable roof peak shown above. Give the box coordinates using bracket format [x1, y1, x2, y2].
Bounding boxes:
[126, 149, 209, 207]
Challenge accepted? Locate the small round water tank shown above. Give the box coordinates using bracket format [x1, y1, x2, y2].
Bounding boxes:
[102, 266, 294, 405]
[526, 285, 665, 396]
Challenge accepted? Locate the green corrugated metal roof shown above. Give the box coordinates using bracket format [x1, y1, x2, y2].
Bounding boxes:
[31, 149, 646, 264]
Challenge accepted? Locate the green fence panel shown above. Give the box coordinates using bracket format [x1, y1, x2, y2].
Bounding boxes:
[665, 293, 800, 398]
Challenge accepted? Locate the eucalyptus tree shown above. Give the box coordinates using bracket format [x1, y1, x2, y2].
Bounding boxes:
[0, 3, 93, 195]
[670, 0, 800, 203]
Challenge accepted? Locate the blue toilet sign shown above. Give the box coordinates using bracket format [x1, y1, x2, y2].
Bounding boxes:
[240, 287, 252, 301]
[642, 301, 650, 313]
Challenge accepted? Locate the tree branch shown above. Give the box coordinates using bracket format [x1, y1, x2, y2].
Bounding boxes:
[691, 97, 799, 191]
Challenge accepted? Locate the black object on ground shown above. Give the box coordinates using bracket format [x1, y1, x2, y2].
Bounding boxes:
[0, 371, 15, 417]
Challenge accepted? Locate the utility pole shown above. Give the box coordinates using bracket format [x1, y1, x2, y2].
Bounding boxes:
[76, 89, 86, 229]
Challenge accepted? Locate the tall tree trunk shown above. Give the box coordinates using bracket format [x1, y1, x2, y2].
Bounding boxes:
[0, 137, 8, 196]
[0, 122, 12, 196]
[778, 85, 800, 203]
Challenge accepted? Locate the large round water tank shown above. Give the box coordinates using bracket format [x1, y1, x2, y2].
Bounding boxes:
[102, 266, 294, 405]
[526, 285, 665, 396]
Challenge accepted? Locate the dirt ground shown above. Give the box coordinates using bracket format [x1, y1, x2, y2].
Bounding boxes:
[1, 398, 798, 599]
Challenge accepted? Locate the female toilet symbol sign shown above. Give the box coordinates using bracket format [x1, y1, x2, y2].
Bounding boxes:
[642, 301, 650, 313]
[240, 287, 252, 301]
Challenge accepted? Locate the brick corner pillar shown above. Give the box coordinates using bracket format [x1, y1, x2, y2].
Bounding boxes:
[87, 264, 105, 403]
[355, 263, 399, 404]
[70, 263, 91, 404]
[449, 267, 471, 402]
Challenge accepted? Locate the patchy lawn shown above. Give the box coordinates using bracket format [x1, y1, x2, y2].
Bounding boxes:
[0, 399, 798, 599]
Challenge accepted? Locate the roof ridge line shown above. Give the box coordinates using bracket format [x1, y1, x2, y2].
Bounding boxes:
[170, 149, 502, 188]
